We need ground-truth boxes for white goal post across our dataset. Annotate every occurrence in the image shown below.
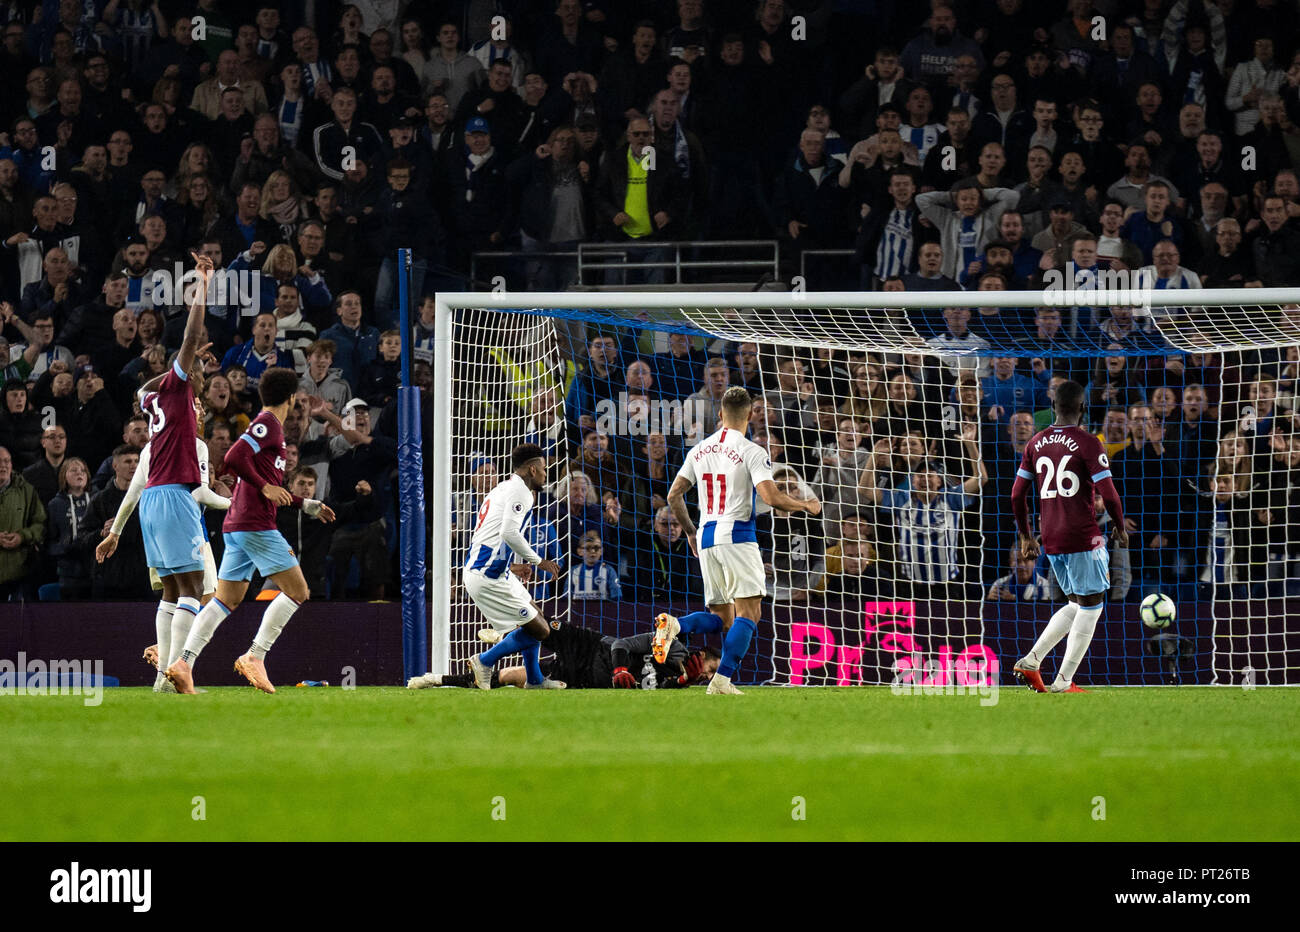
[431,289,1300,685]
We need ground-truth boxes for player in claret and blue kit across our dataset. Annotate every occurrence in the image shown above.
[165,368,336,693]
[1010,380,1129,693]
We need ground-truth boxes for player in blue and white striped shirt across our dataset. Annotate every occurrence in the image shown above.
[462,444,566,689]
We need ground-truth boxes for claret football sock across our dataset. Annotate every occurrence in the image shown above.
[480,627,540,666]
[678,611,723,636]
[1024,602,1079,669]
[1056,603,1104,686]
[716,617,756,679]
[180,598,233,666]
[249,593,301,659]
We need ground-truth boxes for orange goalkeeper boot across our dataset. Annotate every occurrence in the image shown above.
[652,613,680,664]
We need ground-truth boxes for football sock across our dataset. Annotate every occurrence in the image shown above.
[480,627,540,666]
[716,617,756,679]
[154,600,176,671]
[1024,602,1079,669]
[441,673,473,687]
[677,611,723,636]
[180,598,233,666]
[521,643,544,685]
[1056,603,1104,685]
[169,596,202,667]
[249,593,301,659]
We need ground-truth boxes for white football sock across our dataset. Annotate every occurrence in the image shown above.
[180,598,232,665]
[168,597,201,667]
[249,593,301,659]
[1055,603,1105,686]
[154,601,176,671]
[1022,602,1078,669]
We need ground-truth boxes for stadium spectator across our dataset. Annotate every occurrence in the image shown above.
[0,380,42,469]
[858,426,987,593]
[420,21,483,113]
[318,291,379,387]
[568,530,622,601]
[1087,350,1144,424]
[683,356,730,444]
[567,430,625,505]
[21,425,67,505]
[566,331,623,435]
[443,116,513,274]
[981,357,1045,425]
[220,312,295,386]
[357,330,401,409]
[43,456,92,599]
[298,339,353,414]
[80,444,151,599]
[270,283,317,375]
[900,5,984,85]
[928,307,991,378]
[0,444,45,600]
[1226,36,1285,137]
[326,399,396,598]
[202,374,251,439]
[630,504,701,604]
[1121,181,1184,264]
[1249,196,1300,288]
[987,545,1051,601]
[773,128,850,268]
[916,181,1020,280]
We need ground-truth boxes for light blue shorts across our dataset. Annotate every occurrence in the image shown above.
[220,530,299,581]
[1047,544,1111,597]
[139,485,205,576]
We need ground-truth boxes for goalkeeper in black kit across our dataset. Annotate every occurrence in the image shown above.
[408,623,720,689]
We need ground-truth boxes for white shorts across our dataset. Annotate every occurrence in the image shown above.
[149,542,218,596]
[700,541,766,607]
[464,569,539,632]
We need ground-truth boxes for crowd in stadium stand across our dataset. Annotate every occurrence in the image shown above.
[1,0,1299,606]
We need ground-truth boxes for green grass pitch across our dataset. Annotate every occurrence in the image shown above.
[2,686,1296,841]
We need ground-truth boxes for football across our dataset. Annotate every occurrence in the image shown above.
[1141,593,1177,629]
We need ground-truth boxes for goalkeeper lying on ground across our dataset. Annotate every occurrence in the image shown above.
[407,623,720,689]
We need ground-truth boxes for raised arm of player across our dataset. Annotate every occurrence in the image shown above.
[177,251,214,378]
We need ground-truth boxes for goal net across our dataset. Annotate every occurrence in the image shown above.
[431,290,1300,687]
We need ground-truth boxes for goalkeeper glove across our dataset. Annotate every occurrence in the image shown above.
[677,653,705,686]
[611,667,637,689]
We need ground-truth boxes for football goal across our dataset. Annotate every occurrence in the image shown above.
[426,288,1300,687]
